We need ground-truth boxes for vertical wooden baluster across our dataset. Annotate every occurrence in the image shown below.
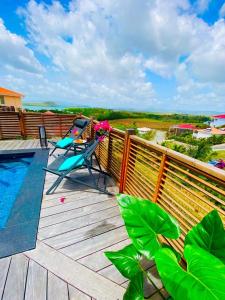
[19,111,26,139]
[119,129,136,193]
[152,153,168,202]
[59,114,63,137]
[106,131,112,173]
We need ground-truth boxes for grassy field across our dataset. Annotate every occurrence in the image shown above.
[211,150,225,160]
[110,118,175,130]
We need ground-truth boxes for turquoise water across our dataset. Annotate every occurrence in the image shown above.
[23,105,66,111]
[0,156,33,228]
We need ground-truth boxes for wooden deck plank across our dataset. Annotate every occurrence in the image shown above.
[42,190,102,208]
[68,285,91,300]
[41,194,112,218]
[43,215,124,249]
[78,239,130,272]
[25,260,47,300]
[39,200,117,228]
[48,272,68,300]
[2,254,28,300]
[98,265,127,285]
[38,206,120,240]
[25,241,124,300]
[0,257,11,297]
[60,226,128,260]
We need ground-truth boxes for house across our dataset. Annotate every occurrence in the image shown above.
[169,124,196,135]
[0,87,23,111]
[193,127,225,139]
[193,128,212,139]
[211,114,225,127]
[138,127,152,135]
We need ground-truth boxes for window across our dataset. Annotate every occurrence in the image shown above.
[0,96,5,105]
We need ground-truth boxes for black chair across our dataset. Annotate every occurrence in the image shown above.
[48,118,90,156]
[44,139,111,195]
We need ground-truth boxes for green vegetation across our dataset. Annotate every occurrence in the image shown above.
[211,150,225,160]
[64,107,210,123]
[169,132,225,146]
[110,118,174,130]
[105,194,225,300]
[138,129,156,141]
[163,139,213,162]
[25,106,210,123]
[23,101,59,107]
[163,132,225,162]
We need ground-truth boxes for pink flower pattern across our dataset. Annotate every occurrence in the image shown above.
[72,128,79,136]
[94,120,112,142]
[60,197,66,203]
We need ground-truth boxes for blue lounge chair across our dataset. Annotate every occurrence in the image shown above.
[44,139,111,195]
[48,118,90,156]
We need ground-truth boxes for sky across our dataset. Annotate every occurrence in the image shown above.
[0,0,225,112]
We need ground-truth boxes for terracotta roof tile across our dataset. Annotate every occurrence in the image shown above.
[0,87,23,97]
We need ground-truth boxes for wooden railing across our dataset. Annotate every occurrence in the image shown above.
[1,112,225,252]
[0,111,78,139]
[98,129,225,252]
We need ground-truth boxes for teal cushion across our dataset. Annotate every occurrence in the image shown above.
[56,137,73,148]
[58,154,85,171]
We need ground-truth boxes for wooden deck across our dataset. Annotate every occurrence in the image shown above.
[0,139,167,300]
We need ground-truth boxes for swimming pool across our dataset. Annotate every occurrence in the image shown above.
[0,149,49,258]
[0,155,33,228]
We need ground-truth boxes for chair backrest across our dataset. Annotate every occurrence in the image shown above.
[73,118,89,129]
[63,118,90,139]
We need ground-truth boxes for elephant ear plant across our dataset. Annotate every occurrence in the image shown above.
[105,194,225,300]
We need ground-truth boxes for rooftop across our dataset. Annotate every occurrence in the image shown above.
[0,86,23,97]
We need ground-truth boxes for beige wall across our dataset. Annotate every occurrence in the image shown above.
[2,96,22,111]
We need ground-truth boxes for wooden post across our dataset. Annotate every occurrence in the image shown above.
[106,131,112,173]
[0,120,3,139]
[152,153,167,202]
[90,117,95,139]
[119,129,136,193]
[59,115,63,137]
[18,111,26,139]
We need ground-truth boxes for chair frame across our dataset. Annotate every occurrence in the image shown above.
[49,118,91,156]
[44,140,112,195]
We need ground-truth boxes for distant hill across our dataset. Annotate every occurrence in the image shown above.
[23,101,59,107]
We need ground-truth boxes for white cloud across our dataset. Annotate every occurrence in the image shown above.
[173,62,225,111]
[0,18,43,74]
[219,3,225,18]
[188,20,225,82]
[195,0,211,13]
[1,0,224,111]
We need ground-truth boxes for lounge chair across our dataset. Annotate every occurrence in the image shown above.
[44,139,111,195]
[48,118,90,156]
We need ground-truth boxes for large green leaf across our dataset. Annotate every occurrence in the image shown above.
[123,272,144,300]
[105,244,142,279]
[117,194,180,259]
[185,209,225,264]
[155,245,225,300]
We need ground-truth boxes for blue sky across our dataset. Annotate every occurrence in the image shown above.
[0,0,225,112]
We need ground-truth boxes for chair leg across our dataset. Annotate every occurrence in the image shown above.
[46,175,64,194]
[63,146,72,157]
[94,153,102,171]
[87,165,108,192]
[49,147,57,156]
[87,165,98,188]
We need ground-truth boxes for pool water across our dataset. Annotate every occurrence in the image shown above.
[0,156,33,229]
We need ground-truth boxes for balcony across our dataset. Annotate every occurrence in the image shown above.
[0,112,225,299]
